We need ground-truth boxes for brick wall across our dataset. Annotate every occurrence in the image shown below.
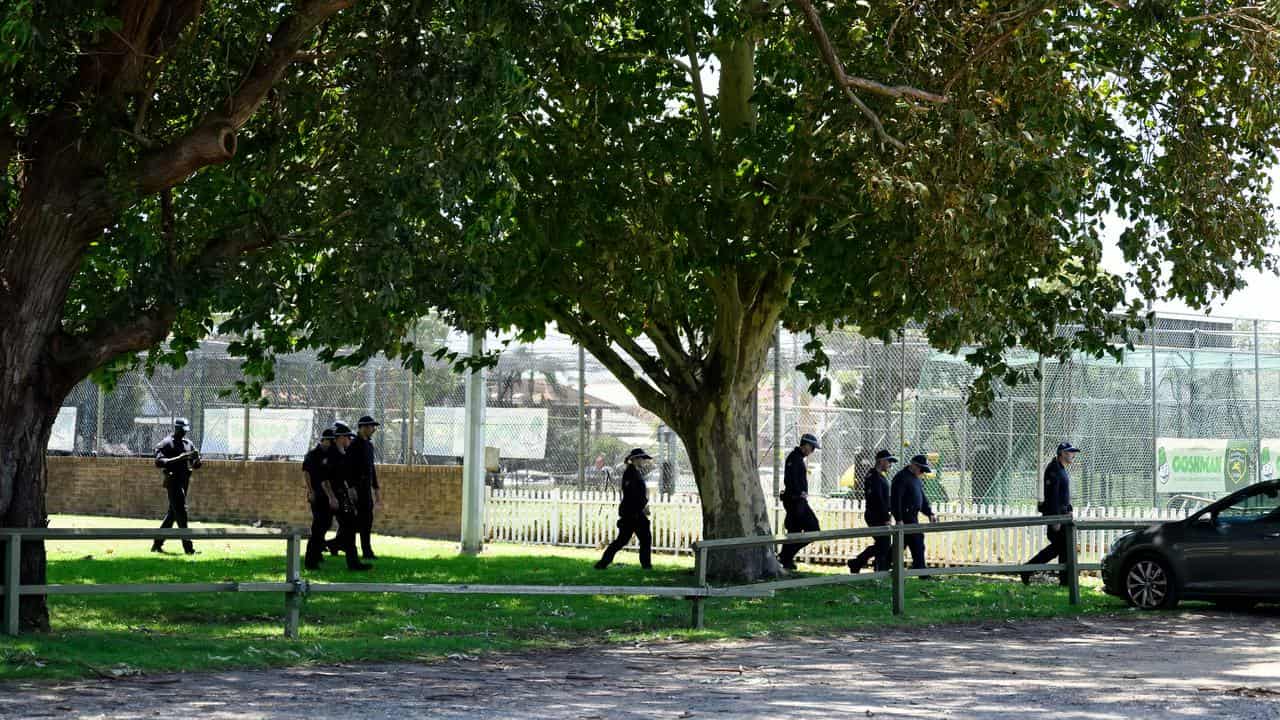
[46,457,463,539]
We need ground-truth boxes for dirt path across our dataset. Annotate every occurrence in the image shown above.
[4,610,1280,719]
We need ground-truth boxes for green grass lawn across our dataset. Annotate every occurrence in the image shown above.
[0,515,1132,680]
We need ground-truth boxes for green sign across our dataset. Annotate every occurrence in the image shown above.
[1157,438,1276,494]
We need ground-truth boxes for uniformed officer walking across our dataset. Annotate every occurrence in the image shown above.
[302,428,339,570]
[890,454,938,575]
[778,433,822,571]
[152,418,202,555]
[1022,441,1080,585]
[326,421,371,571]
[848,449,897,574]
[595,448,654,570]
[350,415,382,560]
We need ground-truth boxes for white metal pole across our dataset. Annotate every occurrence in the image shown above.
[1151,315,1159,507]
[1255,319,1263,483]
[1037,354,1046,504]
[461,331,487,554]
[578,344,586,490]
[773,324,782,531]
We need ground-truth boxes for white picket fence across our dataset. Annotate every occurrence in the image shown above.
[484,488,1186,567]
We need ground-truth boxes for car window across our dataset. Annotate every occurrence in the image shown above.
[1216,488,1280,524]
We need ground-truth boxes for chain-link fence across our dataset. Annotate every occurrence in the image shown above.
[52,312,1280,509]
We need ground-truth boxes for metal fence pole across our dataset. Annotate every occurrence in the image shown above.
[5,535,20,636]
[461,331,486,555]
[407,368,417,467]
[284,532,301,638]
[899,332,906,451]
[773,325,782,531]
[1037,355,1046,505]
[1255,319,1263,483]
[577,345,586,491]
[242,405,250,462]
[891,526,905,615]
[1151,315,1159,507]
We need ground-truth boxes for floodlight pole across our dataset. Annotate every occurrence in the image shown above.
[461,331,487,555]
[1255,319,1263,483]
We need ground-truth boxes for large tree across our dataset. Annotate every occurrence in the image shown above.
[0,0,524,629]
[415,0,1280,579]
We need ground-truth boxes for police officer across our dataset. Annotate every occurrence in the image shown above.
[778,433,822,571]
[1022,441,1079,586]
[327,421,371,571]
[595,448,654,570]
[350,415,382,560]
[890,454,938,575]
[152,418,202,555]
[302,428,338,570]
[848,449,897,574]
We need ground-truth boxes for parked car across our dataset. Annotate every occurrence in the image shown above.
[1101,479,1280,610]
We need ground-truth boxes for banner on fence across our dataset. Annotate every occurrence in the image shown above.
[423,407,548,459]
[1155,438,1277,494]
[202,408,315,457]
[1156,439,1227,494]
[50,407,77,452]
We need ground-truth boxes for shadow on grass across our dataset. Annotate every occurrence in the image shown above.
[0,549,1136,681]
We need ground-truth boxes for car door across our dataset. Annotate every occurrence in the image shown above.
[1211,484,1280,596]
[1177,511,1236,594]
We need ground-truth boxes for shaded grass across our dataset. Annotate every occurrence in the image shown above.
[0,515,1132,680]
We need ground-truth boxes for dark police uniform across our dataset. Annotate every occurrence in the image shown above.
[302,442,333,568]
[349,434,380,558]
[326,441,366,569]
[779,446,821,569]
[1024,455,1074,584]
[890,467,933,569]
[152,431,202,554]
[596,463,653,569]
[849,467,892,572]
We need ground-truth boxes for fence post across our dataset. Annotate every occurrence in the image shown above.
[5,534,20,636]
[1065,519,1079,605]
[691,544,708,629]
[891,526,904,615]
[284,532,302,639]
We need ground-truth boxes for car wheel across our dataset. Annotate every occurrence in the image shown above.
[1123,555,1178,610]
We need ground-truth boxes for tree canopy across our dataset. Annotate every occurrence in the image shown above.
[389,0,1280,577]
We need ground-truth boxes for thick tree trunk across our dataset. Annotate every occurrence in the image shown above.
[2,177,103,631]
[0,398,57,632]
[678,394,780,583]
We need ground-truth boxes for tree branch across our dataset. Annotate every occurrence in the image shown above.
[944,1,1053,95]
[79,0,206,96]
[843,75,948,104]
[576,294,674,390]
[644,312,700,391]
[793,0,902,150]
[1182,6,1267,24]
[129,0,356,195]
[52,306,180,383]
[53,214,287,380]
[547,306,673,421]
[682,17,718,164]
